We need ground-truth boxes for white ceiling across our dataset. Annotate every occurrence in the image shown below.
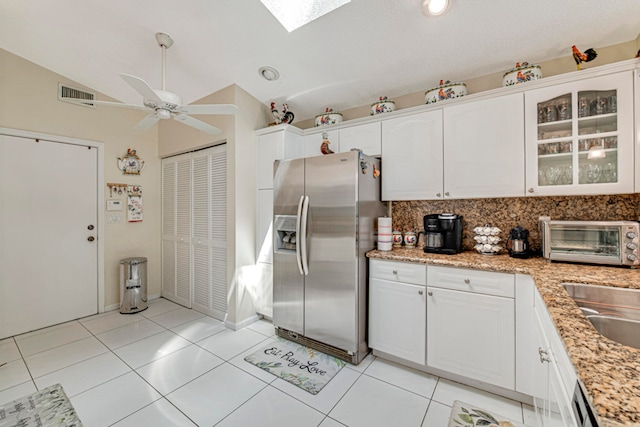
[2,0,640,122]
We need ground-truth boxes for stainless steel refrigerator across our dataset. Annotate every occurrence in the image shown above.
[272,150,386,364]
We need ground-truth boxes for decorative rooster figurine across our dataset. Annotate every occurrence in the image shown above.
[572,45,597,70]
[320,132,334,155]
[270,102,294,125]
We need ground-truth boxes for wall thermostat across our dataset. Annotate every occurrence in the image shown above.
[107,200,123,211]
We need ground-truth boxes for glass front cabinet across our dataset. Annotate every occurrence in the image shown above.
[525,71,634,196]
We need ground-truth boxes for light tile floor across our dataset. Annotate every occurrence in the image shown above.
[0,298,535,426]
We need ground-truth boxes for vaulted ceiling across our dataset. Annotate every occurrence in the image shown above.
[2,0,640,121]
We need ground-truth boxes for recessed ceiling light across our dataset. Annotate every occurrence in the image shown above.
[260,0,350,32]
[258,66,280,81]
[422,0,450,16]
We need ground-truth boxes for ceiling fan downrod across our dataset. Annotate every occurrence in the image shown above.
[155,33,173,92]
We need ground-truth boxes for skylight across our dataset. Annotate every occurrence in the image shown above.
[260,0,351,32]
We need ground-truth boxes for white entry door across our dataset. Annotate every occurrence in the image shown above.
[0,134,98,338]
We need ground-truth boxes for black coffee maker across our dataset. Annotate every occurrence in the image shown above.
[422,213,463,254]
[507,225,530,258]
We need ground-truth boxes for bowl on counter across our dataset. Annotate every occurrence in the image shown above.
[502,62,542,87]
[425,80,467,104]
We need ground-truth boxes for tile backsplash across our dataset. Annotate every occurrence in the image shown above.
[392,194,640,252]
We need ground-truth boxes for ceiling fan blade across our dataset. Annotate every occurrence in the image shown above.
[174,114,222,135]
[177,104,239,115]
[120,73,162,102]
[65,98,148,111]
[134,114,160,130]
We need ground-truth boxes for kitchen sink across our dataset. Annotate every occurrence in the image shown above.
[561,283,640,349]
[585,315,640,349]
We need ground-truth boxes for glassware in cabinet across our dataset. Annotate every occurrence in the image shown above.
[527,70,633,196]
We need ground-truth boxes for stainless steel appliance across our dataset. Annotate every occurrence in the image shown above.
[272,151,386,364]
[506,226,530,258]
[422,213,463,254]
[572,382,599,427]
[541,220,639,266]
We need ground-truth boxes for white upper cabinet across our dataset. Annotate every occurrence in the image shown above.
[256,126,303,189]
[525,71,634,196]
[443,93,525,199]
[302,129,339,158]
[381,110,444,201]
[339,122,381,156]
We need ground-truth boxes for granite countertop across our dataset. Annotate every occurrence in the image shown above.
[367,248,640,427]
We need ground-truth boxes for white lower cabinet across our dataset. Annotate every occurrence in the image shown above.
[533,291,578,427]
[369,260,427,365]
[426,267,515,390]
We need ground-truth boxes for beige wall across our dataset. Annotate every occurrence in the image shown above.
[295,39,640,129]
[0,48,161,309]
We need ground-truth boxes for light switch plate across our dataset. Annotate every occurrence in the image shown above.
[107,213,123,224]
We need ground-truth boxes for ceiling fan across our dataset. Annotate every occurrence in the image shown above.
[67,33,238,135]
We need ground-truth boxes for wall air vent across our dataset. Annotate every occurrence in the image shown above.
[58,83,95,108]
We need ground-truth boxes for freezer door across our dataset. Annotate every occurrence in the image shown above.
[304,152,359,351]
[273,158,305,334]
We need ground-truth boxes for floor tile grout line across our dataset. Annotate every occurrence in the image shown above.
[16,322,94,359]
[210,382,271,426]
[359,370,439,401]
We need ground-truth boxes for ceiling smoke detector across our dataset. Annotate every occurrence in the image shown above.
[422,0,450,17]
[259,66,280,81]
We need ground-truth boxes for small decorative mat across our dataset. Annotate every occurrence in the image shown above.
[0,383,82,427]
[448,400,530,427]
[244,338,346,395]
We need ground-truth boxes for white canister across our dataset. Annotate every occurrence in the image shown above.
[378,217,392,251]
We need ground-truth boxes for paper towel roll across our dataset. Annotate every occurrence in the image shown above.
[378,217,392,235]
[378,217,392,251]
[378,241,393,251]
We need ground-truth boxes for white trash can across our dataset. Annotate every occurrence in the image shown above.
[119,257,148,314]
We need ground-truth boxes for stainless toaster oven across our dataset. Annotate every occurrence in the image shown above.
[541,220,639,267]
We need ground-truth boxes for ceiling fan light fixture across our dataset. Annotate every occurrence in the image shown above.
[422,0,450,17]
[259,66,280,81]
[156,108,171,120]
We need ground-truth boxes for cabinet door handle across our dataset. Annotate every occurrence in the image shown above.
[444,192,450,197]
[464,278,470,284]
[436,193,442,197]
[528,188,534,193]
[427,291,433,296]
[538,347,551,363]
[392,270,398,275]
[418,290,423,295]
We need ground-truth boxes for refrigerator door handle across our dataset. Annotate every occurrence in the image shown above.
[295,195,305,275]
[300,195,310,276]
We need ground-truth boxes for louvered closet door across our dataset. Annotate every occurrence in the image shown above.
[191,145,227,319]
[161,153,192,307]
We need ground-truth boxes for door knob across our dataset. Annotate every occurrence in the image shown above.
[87,224,94,230]
[444,192,450,196]
[436,193,442,197]
[464,278,470,284]
[528,188,534,193]
[87,236,95,242]
[418,290,423,295]
[427,291,433,296]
